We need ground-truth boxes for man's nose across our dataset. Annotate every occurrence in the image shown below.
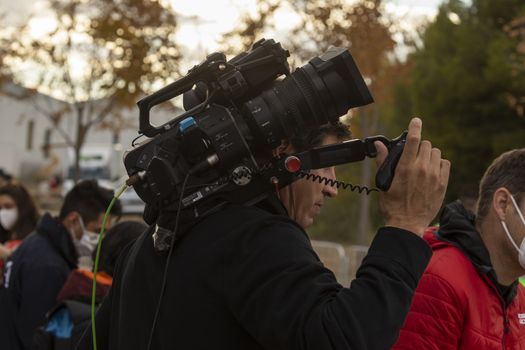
[323,184,338,198]
[323,167,338,198]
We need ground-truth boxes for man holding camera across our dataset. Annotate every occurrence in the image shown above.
[77,116,450,350]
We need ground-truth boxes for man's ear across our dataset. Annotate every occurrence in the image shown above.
[62,211,82,239]
[493,188,511,221]
[272,140,292,158]
[63,211,78,226]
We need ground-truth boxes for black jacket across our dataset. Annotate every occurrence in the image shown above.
[1,213,78,350]
[77,199,431,350]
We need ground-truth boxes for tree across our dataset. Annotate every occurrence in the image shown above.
[505,15,525,118]
[0,15,12,89]
[2,0,181,180]
[222,0,409,244]
[394,0,525,203]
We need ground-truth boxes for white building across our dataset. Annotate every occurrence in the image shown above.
[0,83,178,183]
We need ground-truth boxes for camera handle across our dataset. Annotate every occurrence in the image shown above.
[137,39,290,138]
[137,74,207,137]
[374,131,407,191]
[282,131,408,192]
[137,52,230,137]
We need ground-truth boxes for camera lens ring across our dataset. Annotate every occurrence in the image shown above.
[290,68,326,125]
[240,47,374,155]
[302,64,337,119]
[272,81,306,134]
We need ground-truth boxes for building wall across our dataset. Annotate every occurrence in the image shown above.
[0,85,177,182]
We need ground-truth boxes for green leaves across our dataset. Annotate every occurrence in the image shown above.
[398,0,525,203]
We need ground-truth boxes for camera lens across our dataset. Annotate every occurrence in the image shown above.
[241,47,373,149]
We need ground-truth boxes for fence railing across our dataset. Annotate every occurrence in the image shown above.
[311,240,369,286]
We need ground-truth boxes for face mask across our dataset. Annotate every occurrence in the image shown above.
[0,208,18,231]
[501,195,525,269]
[78,217,100,253]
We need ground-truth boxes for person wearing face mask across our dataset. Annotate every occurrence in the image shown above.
[393,148,525,350]
[0,182,39,283]
[31,220,147,350]
[1,179,121,350]
[75,215,112,270]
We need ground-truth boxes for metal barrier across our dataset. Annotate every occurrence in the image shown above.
[311,241,369,286]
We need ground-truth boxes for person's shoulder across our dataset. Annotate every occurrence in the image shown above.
[409,244,475,313]
[235,204,304,236]
[204,204,301,233]
[197,204,308,249]
[18,230,52,251]
[427,242,472,273]
[12,231,64,269]
[9,232,40,258]
[422,241,483,298]
[214,203,276,219]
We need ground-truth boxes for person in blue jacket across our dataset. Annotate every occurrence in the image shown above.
[1,180,121,350]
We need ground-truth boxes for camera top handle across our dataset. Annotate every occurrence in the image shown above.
[137,39,290,138]
[137,53,226,138]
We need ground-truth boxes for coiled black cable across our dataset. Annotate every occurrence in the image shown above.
[296,171,378,195]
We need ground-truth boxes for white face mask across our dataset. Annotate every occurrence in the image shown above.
[0,208,18,231]
[501,195,525,269]
[78,217,100,253]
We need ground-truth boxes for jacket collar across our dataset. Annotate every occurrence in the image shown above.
[436,201,518,305]
[254,192,289,216]
[37,213,78,269]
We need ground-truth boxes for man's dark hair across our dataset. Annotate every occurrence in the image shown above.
[92,220,146,276]
[289,121,351,152]
[458,183,479,214]
[476,148,525,221]
[0,182,39,242]
[59,180,122,223]
[0,169,13,183]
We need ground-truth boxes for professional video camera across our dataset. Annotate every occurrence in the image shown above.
[123,38,406,229]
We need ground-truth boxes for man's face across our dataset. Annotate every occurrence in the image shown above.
[0,195,16,211]
[492,190,525,276]
[85,213,117,234]
[66,212,117,240]
[279,134,340,229]
[505,194,525,249]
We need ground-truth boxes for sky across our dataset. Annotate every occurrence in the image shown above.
[173,0,443,51]
[0,0,446,98]
[2,0,444,22]
[2,0,445,50]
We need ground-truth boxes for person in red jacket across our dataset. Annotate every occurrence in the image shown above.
[393,148,525,350]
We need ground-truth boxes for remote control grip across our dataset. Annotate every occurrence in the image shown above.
[375,139,406,191]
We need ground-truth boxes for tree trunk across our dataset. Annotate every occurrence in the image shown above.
[357,110,371,245]
[356,107,380,244]
[112,130,120,145]
[73,103,86,182]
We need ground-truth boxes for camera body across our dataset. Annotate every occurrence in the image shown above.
[124,39,373,223]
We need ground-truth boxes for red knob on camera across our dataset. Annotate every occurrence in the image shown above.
[284,156,301,173]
